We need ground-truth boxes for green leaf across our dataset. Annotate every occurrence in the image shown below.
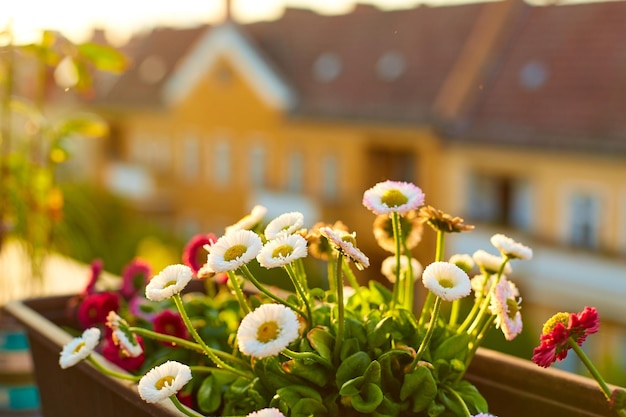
[53,113,109,139]
[433,332,470,362]
[339,376,364,396]
[400,366,437,413]
[367,314,394,348]
[196,374,221,413]
[292,397,328,417]
[351,382,384,414]
[77,42,129,73]
[307,327,334,362]
[453,380,488,414]
[363,360,381,384]
[340,337,362,361]
[336,351,371,388]
[282,359,329,387]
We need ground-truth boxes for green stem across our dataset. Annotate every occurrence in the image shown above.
[446,386,472,417]
[467,257,509,335]
[284,263,312,330]
[86,356,140,381]
[333,253,345,362]
[568,338,618,405]
[463,315,495,376]
[342,261,369,313]
[391,212,404,309]
[128,327,251,370]
[402,241,415,312]
[239,265,306,318]
[172,294,252,379]
[411,296,442,370]
[419,231,446,327]
[169,394,205,417]
[282,348,333,369]
[226,271,251,315]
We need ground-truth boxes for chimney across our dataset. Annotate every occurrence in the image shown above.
[225,0,232,22]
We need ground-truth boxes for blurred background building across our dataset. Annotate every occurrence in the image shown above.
[2,0,625,386]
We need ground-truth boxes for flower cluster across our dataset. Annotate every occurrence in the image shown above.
[531,306,626,416]
[60,180,541,417]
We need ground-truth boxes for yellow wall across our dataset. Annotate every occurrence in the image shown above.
[442,143,626,253]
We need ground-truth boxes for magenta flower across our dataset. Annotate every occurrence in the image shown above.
[120,258,152,300]
[152,310,188,345]
[83,259,103,295]
[77,292,120,329]
[183,233,217,275]
[102,334,145,372]
[532,306,599,368]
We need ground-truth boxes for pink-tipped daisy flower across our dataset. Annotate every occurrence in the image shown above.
[362,180,425,216]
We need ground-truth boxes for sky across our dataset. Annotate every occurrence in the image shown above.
[2,0,613,46]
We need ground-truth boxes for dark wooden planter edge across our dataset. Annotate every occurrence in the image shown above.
[3,294,622,417]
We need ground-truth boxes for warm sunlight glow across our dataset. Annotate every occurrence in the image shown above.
[2,0,605,46]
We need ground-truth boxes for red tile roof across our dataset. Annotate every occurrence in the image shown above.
[99,3,486,123]
[454,1,626,152]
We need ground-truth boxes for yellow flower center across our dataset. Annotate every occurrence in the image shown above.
[542,312,570,335]
[155,375,175,390]
[341,234,356,246]
[256,320,280,343]
[224,244,247,262]
[163,280,177,288]
[73,341,85,353]
[381,189,408,208]
[438,278,454,288]
[272,244,293,258]
[506,298,520,319]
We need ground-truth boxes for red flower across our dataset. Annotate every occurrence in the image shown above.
[152,310,188,345]
[120,258,152,300]
[83,259,103,295]
[532,306,599,368]
[102,334,145,372]
[182,233,217,275]
[77,292,120,329]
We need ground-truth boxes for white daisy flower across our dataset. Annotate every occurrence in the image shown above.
[247,408,287,417]
[106,311,142,357]
[138,361,192,404]
[206,229,263,273]
[319,227,370,270]
[145,264,193,301]
[449,253,475,274]
[257,234,308,268]
[489,277,523,341]
[362,180,425,216]
[470,274,492,298]
[421,261,471,302]
[380,255,423,284]
[225,205,267,234]
[237,304,300,359]
[59,328,101,369]
[490,233,533,260]
[264,212,305,240]
[472,249,512,275]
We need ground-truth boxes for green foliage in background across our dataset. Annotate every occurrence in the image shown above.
[53,183,185,275]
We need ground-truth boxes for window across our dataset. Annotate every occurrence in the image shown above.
[181,133,199,180]
[322,154,338,201]
[466,173,533,230]
[249,143,266,188]
[287,151,304,193]
[212,139,231,187]
[568,193,600,249]
[366,147,415,185]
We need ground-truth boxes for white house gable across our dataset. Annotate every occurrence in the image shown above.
[163,22,297,110]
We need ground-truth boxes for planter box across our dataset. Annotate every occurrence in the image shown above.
[2,295,620,417]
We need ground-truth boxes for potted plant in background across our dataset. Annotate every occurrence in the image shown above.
[0,22,127,415]
[4,180,625,417]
